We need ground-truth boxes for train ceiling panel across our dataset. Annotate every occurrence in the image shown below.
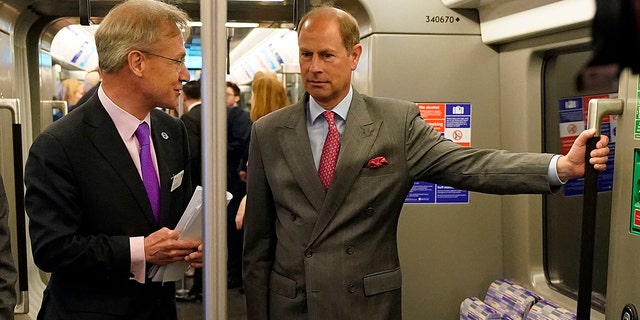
[22,0,295,25]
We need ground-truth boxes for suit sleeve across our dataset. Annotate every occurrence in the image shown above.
[181,113,201,166]
[243,123,276,320]
[403,103,555,194]
[0,176,16,320]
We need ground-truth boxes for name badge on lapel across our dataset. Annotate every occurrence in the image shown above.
[171,170,184,192]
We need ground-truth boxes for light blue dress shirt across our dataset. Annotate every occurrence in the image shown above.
[307,86,352,170]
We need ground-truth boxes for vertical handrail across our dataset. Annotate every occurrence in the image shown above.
[201,0,229,319]
[0,99,28,314]
[577,98,624,320]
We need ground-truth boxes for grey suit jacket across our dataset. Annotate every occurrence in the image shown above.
[243,91,555,320]
[25,93,192,320]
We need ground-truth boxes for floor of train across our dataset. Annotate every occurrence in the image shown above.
[176,273,247,320]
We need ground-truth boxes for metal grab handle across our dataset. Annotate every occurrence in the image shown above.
[577,98,624,320]
[0,99,28,314]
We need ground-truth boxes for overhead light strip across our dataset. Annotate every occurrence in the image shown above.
[188,22,260,28]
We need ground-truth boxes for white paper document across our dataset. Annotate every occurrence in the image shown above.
[149,186,232,282]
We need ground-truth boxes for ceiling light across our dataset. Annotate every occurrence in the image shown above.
[225,22,260,28]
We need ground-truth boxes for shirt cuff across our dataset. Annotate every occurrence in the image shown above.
[547,154,566,186]
[130,236,146,284]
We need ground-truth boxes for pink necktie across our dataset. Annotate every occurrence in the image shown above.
[135,122,160,221]
[318,111,340,191]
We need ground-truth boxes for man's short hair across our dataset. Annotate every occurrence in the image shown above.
[183,80,201,100]
[226,81,240,97]
[95,0,190,73]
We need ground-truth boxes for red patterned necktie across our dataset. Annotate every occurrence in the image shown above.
[135,122,160,221]
[318,111,340,191]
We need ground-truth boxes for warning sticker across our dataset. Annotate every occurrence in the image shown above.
[405,103,471,204]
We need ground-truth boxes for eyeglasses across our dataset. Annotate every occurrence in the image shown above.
[140,50,186,68]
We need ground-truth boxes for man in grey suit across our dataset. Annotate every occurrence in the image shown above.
[242,6,611,320]
[24,1,202,319]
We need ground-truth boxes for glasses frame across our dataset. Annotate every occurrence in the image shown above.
[139,50,186,67]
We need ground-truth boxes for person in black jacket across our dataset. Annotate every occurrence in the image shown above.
[0,175,16,319]
[225,81,251,290]
[178,80,203,301]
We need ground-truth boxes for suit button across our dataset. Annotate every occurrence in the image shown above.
[348,284,356,293]
[305,250,313,258]
[290,213,297,221]
[346,246,354,255]
[366,207,374,215]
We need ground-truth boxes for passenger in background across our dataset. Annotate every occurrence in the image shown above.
[242,6,611,320]
[235,75,290,230]
[0,175,16,320]
[225,80,252,290]
[235,69,281,184]
[53,78,84,120]
[74,69,102,109]
[24,1,201,320]
[57,78,84,109]
[249,76,290,122]
[252,69,277,82]
[178,79,202,301]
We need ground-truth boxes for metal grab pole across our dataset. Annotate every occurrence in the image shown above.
[576,99,623,320]
[0,100,28,314]
[202,0,228,319]
[577,135,599,320]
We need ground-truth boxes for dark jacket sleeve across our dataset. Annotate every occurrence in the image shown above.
[0,176,17,320]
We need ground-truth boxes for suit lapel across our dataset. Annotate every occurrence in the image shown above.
[149,111,173,226]
[307,91,382,246]
[84,100,159,227]
[278,99,326,213]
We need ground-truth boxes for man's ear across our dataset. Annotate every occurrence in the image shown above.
[128,50,145,77]
[350,44,363,71]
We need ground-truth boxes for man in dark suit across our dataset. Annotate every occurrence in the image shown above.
[242,6,611,320]
[178,79,203,300]
[24,1,202,319]
[225,81,251,290]
[180,80,203,189]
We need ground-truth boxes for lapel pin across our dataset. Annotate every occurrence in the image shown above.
[161,132,169,140]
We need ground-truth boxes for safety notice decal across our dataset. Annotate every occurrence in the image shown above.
[405,103,471,204]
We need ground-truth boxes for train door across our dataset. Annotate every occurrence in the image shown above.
[542,48,617,316]
[605,70,640,319]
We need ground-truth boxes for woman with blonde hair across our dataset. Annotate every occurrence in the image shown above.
[235,75,290,230]
[249,76,290,122]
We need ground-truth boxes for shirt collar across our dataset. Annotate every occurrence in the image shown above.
[98,85,152,141]
[309,85,353,124]
[187,102,201,112]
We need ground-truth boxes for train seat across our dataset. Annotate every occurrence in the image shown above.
[460,278,542,320]
[484,278,542,320]
[524,300,576,320]
[460,296,503,319]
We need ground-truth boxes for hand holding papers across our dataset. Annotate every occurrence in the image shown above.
[149,186,232,282]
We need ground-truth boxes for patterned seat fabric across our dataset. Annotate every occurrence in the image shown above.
[460,297,503,320]
[484,278,542,320]
[525,300,577,320]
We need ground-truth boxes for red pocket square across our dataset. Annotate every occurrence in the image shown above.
[365,156,389,168]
